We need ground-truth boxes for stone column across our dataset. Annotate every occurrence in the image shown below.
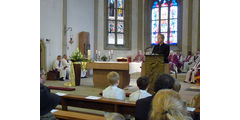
[182,0,189,55]
[191,0,200,54]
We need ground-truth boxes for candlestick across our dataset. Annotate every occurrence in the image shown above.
[88,50,91,60]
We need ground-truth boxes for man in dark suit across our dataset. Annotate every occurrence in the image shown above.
[135,74,175,120]
[152,34,170,63]
[40,69,61,120]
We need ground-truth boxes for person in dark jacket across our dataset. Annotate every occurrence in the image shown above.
[152,34,170,63]
[135,74,175,120]
[40,69,61,120]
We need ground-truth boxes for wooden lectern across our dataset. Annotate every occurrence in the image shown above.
[141,55,167,94]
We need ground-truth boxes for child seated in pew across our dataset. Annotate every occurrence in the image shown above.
[103,71,126,100]
[129,76,151,101]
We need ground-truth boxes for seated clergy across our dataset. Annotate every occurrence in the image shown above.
[182,51,194,72]
[103,71,126,100]
[53,55,66,80]
[184,61,200,83]
[40,69,61,120]
[176,51,184,72]
[62,55,71,80]
[168,50,178,73]
[133,50,145,62]
[129,76,151,101]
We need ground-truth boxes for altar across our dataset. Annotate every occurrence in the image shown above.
[86,62,130,89]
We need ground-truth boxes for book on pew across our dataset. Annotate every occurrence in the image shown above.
[85,96,101,100]
[55,92,67,96]
[187,107,196,112]
[51,109,58,113]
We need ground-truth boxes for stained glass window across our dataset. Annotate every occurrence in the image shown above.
[107,0,125,45]
[151,0,179,45]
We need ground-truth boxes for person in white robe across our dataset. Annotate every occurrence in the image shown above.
[129,76,151,101]
[53,55,66,80]
[184,61,200,83]
[103,71,125,100]
[62,55,71,80]
[182,51,194,72]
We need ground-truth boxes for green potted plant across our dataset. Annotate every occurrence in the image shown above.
[101,55,108,61]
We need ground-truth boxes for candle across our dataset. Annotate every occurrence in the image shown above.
[88,50,91,60]
[96,50,98,55]
[109,51,111,56]
[98,51,101,56]
[111,50,113,54]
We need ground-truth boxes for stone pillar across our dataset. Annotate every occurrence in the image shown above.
[181,0,190,55]
[191,0,200,54]
[138,0,144,51]
[62,0,67,56]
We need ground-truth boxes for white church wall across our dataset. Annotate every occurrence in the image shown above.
[40,0,63,72]
[66,0,95,59]
[96,0,139,60]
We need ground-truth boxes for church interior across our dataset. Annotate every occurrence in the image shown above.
[40,0,200,119]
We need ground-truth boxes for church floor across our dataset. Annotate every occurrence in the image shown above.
[45,73,199,116]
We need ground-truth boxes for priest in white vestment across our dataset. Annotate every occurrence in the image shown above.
[182,51,194,72]
[62,55,71,80]
[53,55,66,80]
[184,61,200,83]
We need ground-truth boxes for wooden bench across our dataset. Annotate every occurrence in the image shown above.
[59,94,136,116]
[53,109,105,120]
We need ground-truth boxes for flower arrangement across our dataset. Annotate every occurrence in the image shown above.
[70,48,86,62]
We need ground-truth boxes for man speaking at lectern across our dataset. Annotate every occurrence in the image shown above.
[152,34,170,63]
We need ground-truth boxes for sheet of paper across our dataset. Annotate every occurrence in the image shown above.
[187,107,196,112]
[85,96,101,100]
[55,92,67,96]
[51,109,58,113]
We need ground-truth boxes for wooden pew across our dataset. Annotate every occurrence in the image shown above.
[53,109,105,120]
[59,94,136,116]
[99,92,131,97]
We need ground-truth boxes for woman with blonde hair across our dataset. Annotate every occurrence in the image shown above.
[150,89,192,120]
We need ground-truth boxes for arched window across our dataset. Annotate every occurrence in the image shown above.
[151,0,179,45]
[105,0,130,50]
[107,0,125,45]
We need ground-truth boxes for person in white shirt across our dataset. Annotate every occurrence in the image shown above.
[103,71,125,100]
[62,55,71,80]
[129,76,152,101]
[53,55,66,80]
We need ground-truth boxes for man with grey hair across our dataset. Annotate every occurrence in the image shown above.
[152,34,170,63]
[53,55,66,80]
[40,68,61,120]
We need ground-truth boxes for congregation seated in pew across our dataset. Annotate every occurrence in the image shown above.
[40,68,61,120]
[103,71,126,100]
[150,89,193,120]
[129,76,151,101]
[135,74,176,120]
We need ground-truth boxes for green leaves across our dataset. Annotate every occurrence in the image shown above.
[70,48,84,62]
